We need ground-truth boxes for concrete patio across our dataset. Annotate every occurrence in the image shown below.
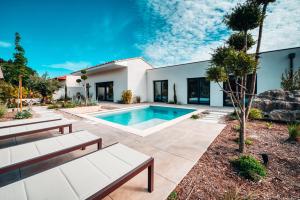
[0,105,227,200]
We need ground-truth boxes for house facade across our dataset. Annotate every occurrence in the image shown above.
[69,47,300,107]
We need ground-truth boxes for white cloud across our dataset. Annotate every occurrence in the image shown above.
[44,61,91,71]
[140,0,300,67]
[0,41,12,48]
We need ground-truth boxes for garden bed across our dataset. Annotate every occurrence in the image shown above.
[171,120,300,199]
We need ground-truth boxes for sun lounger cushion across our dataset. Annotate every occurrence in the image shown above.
[0,143,151,200]
[0,131,100,171]
[0,117,61,129]
[0,119,71,139]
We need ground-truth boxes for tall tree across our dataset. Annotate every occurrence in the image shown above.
[207,1,262,153]
[246,0,276,118]
[76,70,88,106]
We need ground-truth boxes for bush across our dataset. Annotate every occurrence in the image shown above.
[135,96,141,103]
[233,124,241,132]
[121,90,132,104]
[15,110,32,119]
[287,123,300,141]
[47,104,60,109]
[0,104,7,118]
[167,191,178,200]
[231,155,267,181]
[62,102,76,108]
[248,108,263,120]
[191,114,200,119]
[228,111,238,120]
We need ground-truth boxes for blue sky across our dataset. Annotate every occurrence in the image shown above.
[1,0,299,77]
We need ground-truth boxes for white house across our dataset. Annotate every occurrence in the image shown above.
[53,75,83,100]
[68,47,300,107]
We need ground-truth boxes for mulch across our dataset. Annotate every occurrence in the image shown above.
[173,119,300,200]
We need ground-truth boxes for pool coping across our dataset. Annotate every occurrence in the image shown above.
[77,105,200,137]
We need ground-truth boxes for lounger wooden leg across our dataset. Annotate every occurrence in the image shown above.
[148,159,154,193]
[69,125,72,133]
[60,127,64,134]
[97,140,102,150]
[81,146,86,150]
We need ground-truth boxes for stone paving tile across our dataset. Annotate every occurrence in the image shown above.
[0,105,227,200]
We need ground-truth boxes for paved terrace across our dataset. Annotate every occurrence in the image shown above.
[0,104,229,200]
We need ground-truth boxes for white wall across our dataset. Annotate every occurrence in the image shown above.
[122,59,152,102]
[257,47,300,93]
[86,68,128,102]
[147,61,224,106]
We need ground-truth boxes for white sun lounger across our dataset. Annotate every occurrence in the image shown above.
[0,143,154,200]
[0,119,73,140]
[0,117,62,129]
[0,130,102,175]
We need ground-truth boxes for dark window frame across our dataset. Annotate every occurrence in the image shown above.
[95,81,114,102]
[153,80,168,103]
[187,77,210,105]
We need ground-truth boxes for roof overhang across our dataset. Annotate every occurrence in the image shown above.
[72,62,127,76]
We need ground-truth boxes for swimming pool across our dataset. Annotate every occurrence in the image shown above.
[88,105,197,136]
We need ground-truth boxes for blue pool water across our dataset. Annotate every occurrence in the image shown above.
[95,106,195,129]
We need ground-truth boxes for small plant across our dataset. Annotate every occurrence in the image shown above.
[287,123,300,141]
[47,104,60,109]
[173,83,177,104]
[265,122,273,129]
[135,96,141,103]
[167,191,178,200]
[62,102,76,108]
[121,90,132,104]
[233,124,241,132]
[15,110,32,119]
[0,104,7,118]
[248,108,263,120]
[231,155,267,181]
[221,187,253,200]
[228,111,238,120]
[191,114,200,119]
[245,138,253,145]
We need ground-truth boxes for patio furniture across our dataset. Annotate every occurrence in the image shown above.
[0,119,73,141]
[0,143,154,200]
[0,117,61,129]
[0,130,102,175]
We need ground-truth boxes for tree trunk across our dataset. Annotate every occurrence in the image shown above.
[84,81,87,106]
[239,76,246,153]
[246,4,268,119]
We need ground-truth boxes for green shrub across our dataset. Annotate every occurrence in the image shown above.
[265,122,273,129]
[47,104,60,109]
[231,155,267,181]
[228,111,238,120]
[62,102,76,108]
[245,138,253,145]
[233,124,241,132]
[167,191,178,200]
[0,104,7,118]
[248,108,263,120]
[121,90,132,104]
[15,110,32,119]
[135,96,141,103]
[287,123,300,141]
[191,114,200,119]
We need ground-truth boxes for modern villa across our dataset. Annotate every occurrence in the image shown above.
[60,47,300,107]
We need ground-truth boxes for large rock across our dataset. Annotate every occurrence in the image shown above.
[253,90,300,122]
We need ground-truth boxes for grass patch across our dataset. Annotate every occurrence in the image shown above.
[15,110,32,119]
[287,123,300,141]
[248,108,263,120]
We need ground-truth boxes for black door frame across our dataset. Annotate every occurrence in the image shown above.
[95,81,114,102]
[187,77,210,105]
[153,80,168,102]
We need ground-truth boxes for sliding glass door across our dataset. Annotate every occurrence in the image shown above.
[187,77,210,105]
[223,74,257,106]
[96,82,113,101]
[154,80,168,102]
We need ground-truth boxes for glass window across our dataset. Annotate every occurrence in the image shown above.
[154,80,168,102]
[188,78,210,105]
